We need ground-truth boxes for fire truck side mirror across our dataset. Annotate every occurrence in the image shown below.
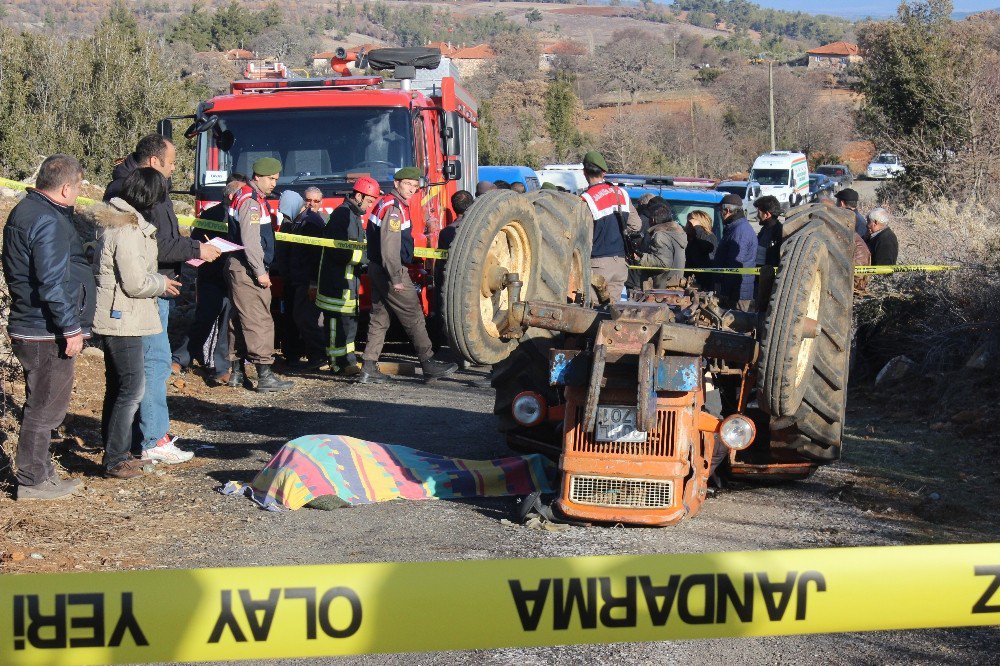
[443,159,463,181]
[442,112,461,156]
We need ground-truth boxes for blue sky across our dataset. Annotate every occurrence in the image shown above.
[672,1,999,19]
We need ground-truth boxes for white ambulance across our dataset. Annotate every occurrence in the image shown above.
[749,151,810,211]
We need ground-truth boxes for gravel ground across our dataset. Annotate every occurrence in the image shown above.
[106,347,995,666]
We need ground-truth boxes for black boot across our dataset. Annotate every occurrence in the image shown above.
[226,361,245,388]
[421,356,458,382]
[254,364,293,392]
[358,360,388,384]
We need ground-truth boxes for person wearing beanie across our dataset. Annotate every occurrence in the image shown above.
[835,188,868,240]
[713,192,757,311]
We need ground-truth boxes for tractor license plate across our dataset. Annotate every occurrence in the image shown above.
[595,405,647,443]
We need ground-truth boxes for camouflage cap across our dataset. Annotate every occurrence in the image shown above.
[252,157,282,177]
[394,166,421,181]
[540,182,557,190]
[582,150,609,172]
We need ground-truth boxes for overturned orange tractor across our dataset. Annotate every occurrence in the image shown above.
[443,191,854,526]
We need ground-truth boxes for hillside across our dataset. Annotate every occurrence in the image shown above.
[0,0,813,50]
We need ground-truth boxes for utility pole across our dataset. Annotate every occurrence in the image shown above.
[691,100,698,178]
[768,60,776,152]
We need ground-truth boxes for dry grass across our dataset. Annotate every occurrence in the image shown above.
[857,198,1000,373]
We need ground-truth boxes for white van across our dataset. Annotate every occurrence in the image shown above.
[537,163,588,194]
[749,151,810,210]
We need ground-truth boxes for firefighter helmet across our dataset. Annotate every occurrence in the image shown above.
[353,176,381,197]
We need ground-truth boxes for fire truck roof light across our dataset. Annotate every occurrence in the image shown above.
[231,76,384,94]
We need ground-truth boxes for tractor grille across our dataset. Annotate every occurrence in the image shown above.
[569,475,674,508]
[569,407,677,458]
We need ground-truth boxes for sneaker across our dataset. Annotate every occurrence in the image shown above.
[141,436,195,465]
[106,458,145,479]
[17,476,81,501]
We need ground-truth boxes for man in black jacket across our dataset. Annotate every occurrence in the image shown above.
[171,175,246,384]
[2,154,96,500]
[276,187,327,368]
[866,207,899,266]
[104,134,219,463]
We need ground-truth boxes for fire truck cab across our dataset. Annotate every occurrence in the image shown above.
[163,47,479,315]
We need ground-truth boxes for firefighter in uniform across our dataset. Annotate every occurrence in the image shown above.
[224,157,293,392]
[580,151,642,302]
[316,176,380,376]
[359,167,457,384]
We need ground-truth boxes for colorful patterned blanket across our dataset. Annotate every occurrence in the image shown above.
[222,435,557,511]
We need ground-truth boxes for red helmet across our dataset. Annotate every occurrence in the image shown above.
[353,176,381,198]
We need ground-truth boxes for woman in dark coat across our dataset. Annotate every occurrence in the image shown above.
[684,209,718,290]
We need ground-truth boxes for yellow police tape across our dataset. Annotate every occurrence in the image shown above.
[0,178,962,271]
[1,543,998,664]
[0,178,447,260]
[628,264,961,275]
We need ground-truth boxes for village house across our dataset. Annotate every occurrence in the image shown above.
[806,41,863,70]
[448,43,495,79]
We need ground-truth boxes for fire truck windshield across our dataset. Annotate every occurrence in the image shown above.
[198,107,414,188]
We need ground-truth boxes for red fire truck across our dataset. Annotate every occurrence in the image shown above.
[159,47,479,315]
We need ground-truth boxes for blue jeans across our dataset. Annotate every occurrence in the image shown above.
[134,298,172,451]
[102,336,145,469]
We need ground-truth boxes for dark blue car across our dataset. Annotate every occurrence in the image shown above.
[808,173,836,201]
[606,175,726,238]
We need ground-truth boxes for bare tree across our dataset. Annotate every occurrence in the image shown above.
[599,107,666,173]
[599,29,677,104]
[713,65,852,164]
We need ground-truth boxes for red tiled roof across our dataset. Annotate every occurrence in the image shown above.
[543,40,587,56]
[347,43,388,53]
[427,41,459,56]
[451,44,495,60]
[225,49,255,60]
[807,41,860,56]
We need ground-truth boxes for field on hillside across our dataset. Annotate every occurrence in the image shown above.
[3,0,730,45]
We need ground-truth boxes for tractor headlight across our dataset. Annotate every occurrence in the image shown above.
[720,414,756,450]
[512,392,546,427]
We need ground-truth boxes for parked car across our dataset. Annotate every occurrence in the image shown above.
[815,164,853,189]
[715,180,761,219]
[749,151,810,211]
[537,163,588,194]
[478,165,541,191]
[808,173,836,201]
[865,153,905,179]
[607,177,727,239]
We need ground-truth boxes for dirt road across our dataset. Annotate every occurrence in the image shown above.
[4,340,996,664]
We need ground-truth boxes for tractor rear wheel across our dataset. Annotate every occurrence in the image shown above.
[442,188,591,449]
[758,204,854,462]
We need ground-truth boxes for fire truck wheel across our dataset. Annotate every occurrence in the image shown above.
[758,204,853,462]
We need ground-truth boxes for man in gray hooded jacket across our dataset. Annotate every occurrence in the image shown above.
[636,202,688,289]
